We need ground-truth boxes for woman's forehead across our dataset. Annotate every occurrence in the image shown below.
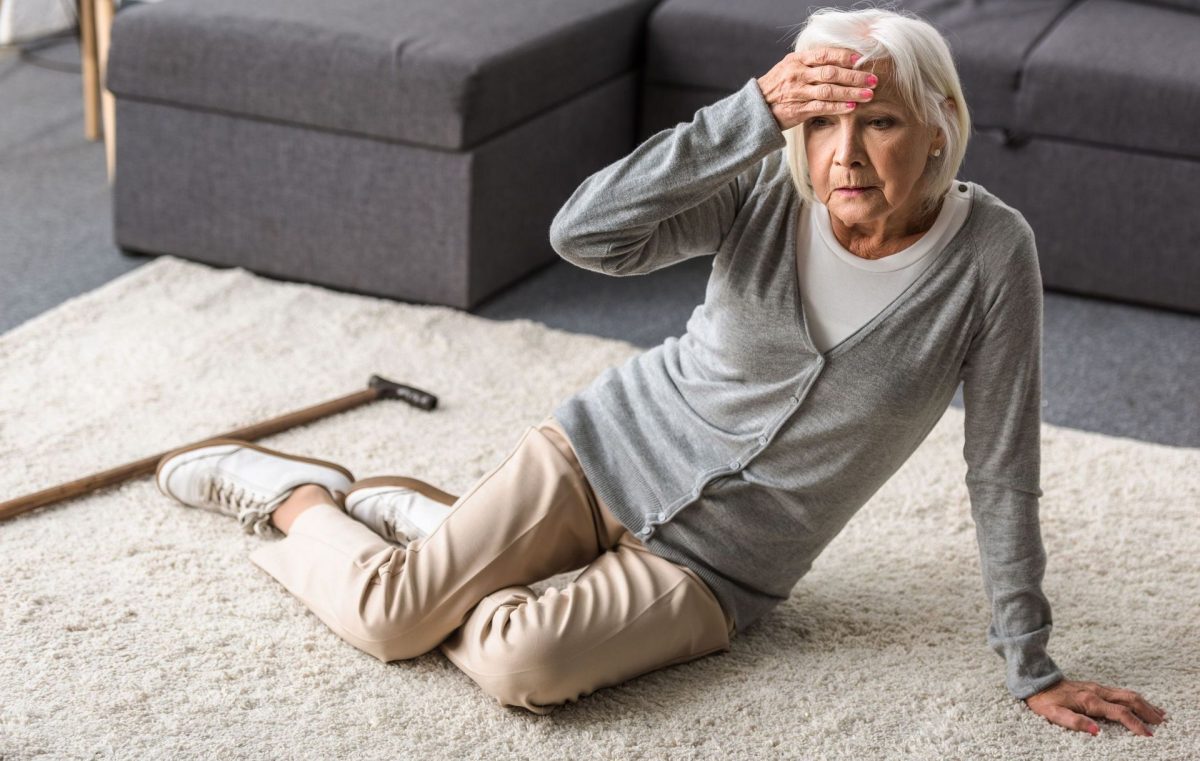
[867,73,910,108]
[861,61,902,97]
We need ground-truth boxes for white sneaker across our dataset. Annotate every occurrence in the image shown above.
[155,438,354,536]
[343,476,459,546]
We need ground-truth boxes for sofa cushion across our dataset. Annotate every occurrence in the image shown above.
[1149,0,1200,11]
[106,0,658,150]
[643,0,1076,128]
[1016,0,1200,158]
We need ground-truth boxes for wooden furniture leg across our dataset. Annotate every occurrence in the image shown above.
[94,0,117,182]
[79,0,101,140]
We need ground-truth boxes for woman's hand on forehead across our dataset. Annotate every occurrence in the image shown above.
[756,47,880,132]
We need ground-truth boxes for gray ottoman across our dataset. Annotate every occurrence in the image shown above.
[106,0,659,309]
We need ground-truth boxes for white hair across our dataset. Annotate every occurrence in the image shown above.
[781,3,972,220]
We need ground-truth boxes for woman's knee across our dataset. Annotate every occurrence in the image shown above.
[441,588,582,711]
[331,602,420,663]
[451,637,578,715]
[337,613,438,663]
[326,564,439,662]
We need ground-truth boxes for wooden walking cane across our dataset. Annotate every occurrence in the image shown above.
[0,375,437,523]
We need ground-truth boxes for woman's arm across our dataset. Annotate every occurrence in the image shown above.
[961,220,1167,736]
[548,78,786,277]
[960,220,1063,701]
[549,47,878,276]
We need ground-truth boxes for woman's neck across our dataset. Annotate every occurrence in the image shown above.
[835,197,944,260]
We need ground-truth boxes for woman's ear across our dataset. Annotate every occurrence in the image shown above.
[933,123,948,154]
[940,97,958,148]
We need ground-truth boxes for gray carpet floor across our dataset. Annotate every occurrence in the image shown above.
[3,256,1194,758]
[1,34,1196,448]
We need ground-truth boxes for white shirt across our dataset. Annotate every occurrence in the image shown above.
[798,182,972,354]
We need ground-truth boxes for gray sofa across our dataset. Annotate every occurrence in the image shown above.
[107,0,1200,314]
[641,0,1200,315]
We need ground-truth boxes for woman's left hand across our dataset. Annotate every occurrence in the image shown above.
[1024,678,1168,736]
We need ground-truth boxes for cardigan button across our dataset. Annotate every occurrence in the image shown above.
[758,435,768,445]
[729,460,741,470]
[790,395,800,405]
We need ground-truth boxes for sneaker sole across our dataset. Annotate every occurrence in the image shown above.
[346,475,459,507]
[155,437,356,488]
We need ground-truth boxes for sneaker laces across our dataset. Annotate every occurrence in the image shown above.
[204,476,288,538]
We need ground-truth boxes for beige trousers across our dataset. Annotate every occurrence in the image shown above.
[248,416,735,714]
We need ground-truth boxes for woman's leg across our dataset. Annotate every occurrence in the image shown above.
[269,483,333,534]
[442,420,736,714]
[245,417,626,662]
[439,527,735,715]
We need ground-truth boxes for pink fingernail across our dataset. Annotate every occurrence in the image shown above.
[851,54,861,63]
[1089,725,1099,735]
[846,102,856,109]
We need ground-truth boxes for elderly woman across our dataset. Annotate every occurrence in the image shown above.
[154,7,1168,733]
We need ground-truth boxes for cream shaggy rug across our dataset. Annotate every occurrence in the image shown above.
[0,257,1195,760]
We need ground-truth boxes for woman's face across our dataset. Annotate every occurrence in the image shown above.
[803,58,946,244]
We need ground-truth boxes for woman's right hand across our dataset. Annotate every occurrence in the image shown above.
[756,48,879,132]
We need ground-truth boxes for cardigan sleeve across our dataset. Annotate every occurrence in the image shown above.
[959,224,1065,700]
[548,77,787,277]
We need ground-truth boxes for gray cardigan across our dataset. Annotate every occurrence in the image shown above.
[549,77,1064,700]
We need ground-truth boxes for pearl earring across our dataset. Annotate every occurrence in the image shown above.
[932,148,942,157]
